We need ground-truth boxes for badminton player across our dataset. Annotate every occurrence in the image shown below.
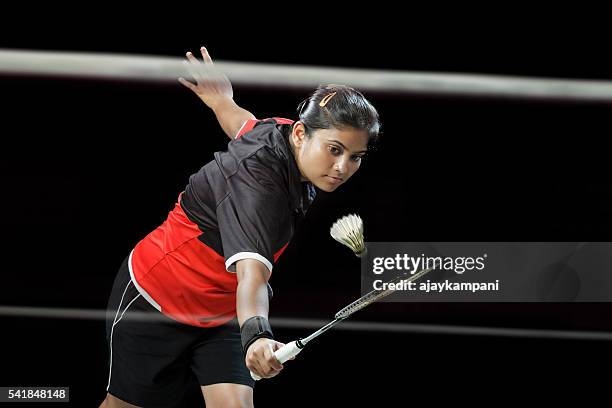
[100,47,381,408]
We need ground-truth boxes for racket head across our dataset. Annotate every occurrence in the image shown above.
[335,267,434,319]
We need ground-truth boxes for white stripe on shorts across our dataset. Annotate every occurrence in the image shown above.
[106,278,141,391]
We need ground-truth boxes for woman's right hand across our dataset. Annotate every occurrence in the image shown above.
[178,46,234,111]
[245,338,285,379]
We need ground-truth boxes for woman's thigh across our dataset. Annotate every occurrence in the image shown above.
[201,383,253,408]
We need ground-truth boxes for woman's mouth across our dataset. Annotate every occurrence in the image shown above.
[324,175,343,184]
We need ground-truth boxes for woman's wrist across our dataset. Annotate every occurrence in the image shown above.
[208,96,237,114]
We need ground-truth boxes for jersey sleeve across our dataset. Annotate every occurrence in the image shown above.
[235,117,295,139]
[216,148,290,273]
[235,119,260,139]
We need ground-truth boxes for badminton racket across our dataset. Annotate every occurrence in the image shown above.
[251,266,434,380]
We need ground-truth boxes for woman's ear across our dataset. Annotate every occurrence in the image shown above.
[292,121,307,147]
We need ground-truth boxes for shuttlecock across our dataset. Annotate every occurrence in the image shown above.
[330,214,366,257]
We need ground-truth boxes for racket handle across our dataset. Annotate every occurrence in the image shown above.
[250,340,303,381]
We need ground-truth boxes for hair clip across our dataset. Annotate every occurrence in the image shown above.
[319,92,337,107]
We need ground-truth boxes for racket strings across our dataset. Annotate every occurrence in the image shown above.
[335,289,394,319]
[335,268,434,319]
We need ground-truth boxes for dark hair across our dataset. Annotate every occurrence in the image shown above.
[296,84,381,149]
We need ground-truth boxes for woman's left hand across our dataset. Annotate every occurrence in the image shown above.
[178,46,234,111]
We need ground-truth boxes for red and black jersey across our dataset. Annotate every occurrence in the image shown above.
[129,118,316,328]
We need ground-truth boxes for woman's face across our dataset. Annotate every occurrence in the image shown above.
[291,122,369,192]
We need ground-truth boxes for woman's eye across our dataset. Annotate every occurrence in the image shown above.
[351,155,364,162]
[329,146,341,155]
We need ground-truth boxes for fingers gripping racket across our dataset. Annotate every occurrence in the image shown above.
[251,267,434,380]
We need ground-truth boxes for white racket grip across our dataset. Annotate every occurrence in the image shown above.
[275,340,302,363]
[250,340,303,381]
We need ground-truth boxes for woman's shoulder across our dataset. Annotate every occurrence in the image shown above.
[235,117,294,140]
[215,118,294,180]
[233,117,295,162]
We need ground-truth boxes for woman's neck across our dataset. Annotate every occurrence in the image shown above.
[286,128,308,182]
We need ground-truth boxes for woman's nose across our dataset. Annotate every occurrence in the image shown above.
[334,157,348,175]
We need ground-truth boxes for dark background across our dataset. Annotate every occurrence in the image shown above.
[1,8,611,407]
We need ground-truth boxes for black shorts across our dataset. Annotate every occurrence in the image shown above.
[105,255,254,407]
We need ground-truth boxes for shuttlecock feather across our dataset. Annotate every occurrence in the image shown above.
[330,214,366,257]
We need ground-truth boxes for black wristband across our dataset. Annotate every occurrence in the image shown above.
[240,316,274,354]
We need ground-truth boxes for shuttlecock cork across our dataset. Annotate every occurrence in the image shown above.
[330,214,366,257]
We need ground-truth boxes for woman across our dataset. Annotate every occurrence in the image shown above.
[100,47,381,408]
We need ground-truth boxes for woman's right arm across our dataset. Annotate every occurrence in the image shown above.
[179,47,255,140]
[235,258,284,379]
